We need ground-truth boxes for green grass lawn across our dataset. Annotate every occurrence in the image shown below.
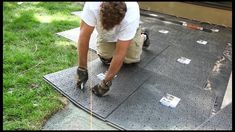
[3,2,83,130]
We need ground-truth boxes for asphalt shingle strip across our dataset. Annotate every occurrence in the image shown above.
[44,58,152,119]
[106,73,216,130]
[144,45,216,88]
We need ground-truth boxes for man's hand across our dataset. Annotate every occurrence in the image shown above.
[92,80,112,97]
[77,67,88,90]
[77,20,94,90]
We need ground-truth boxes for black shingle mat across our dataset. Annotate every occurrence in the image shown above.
[106,74,216,130]
[43,10,232,130]
[139,14,200,69]
[169,27,231,60]
[196,103,232,130]
[140,10,232,108]
[140,10,232,60]
[140,11,193,43]
[138,16,170,68]
[145,45,216,88]
[138,33,170,68]
[43,58,152,119]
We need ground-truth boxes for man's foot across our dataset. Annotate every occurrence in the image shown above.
[98,54,112,66]
[141,28,151,49]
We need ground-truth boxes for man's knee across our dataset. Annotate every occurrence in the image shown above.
[123,57,140,64]
[96,40,115,61]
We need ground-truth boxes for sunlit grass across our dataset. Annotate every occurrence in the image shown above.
[54,40,73,46]
[3,2,82,130]
[34,13,81,23]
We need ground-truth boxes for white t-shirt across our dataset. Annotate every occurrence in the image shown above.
[80,2,140,42]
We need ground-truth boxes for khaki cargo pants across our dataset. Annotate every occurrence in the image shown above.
[96,27,144,64]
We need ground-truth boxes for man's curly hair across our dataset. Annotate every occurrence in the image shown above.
[100,2,127,31]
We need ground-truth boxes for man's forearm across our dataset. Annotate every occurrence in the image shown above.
[77,20,94,69]
[104,54,125,82]
[104,40,131,82]
[78,39,89,69]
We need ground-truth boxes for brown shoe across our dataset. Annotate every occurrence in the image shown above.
[98,54,112,66]
[141,28,151,49]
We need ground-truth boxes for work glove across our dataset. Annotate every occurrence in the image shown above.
[76,67,88,90]
[92,79,112,97]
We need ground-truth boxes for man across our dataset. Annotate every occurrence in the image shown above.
[77,2,150,97]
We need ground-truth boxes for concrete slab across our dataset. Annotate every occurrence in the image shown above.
[206,57,232,113]
[196,103,232,130]
[87,50,98,62]
[71,11,82,16]
[221,73,232,109]
[42,102,117,130]
[56,27,98,52]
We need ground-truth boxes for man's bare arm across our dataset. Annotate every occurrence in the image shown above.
[78,20,94,69]
[104,39,132,82]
